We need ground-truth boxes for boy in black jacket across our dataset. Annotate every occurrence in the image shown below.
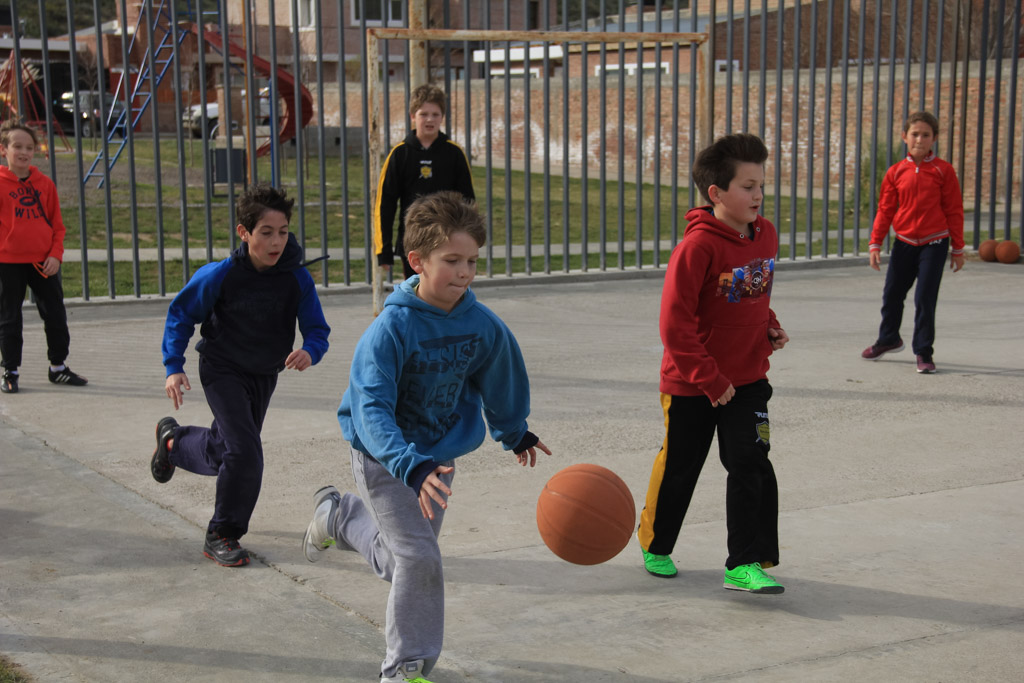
[152,184,330,566]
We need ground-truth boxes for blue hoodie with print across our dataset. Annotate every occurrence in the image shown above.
[338,276,537,493]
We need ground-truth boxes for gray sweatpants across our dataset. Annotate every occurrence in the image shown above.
[335,447,454,679]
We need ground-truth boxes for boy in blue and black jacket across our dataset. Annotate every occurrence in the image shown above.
[301,191,549,683]
[151,183,330,567]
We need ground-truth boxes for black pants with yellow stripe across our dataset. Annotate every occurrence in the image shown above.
[638,379,778,570]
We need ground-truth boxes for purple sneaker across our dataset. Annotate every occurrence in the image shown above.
[916,355,936,373]
[861,340,905,360]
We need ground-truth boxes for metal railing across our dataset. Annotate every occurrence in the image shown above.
[3,0,1020,300]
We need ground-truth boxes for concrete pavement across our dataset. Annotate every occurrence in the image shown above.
[1,258,1023,682]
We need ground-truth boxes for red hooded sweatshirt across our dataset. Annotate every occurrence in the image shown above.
[0,165,66,264]
[660,206,781,401]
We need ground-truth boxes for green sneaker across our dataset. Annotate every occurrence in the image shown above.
[723,562,784,594]
[642,549,677,578]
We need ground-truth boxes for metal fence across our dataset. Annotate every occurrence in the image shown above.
[4,0,1022,300]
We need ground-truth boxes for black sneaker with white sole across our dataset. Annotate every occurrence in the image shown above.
[151,417,178,483]
[48,366,88,386]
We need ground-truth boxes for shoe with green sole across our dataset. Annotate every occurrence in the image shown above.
[723,562,784,594]
[642,549,677,578]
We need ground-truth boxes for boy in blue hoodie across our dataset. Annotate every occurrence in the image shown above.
[302,191,549,683]
[152,183,330,567]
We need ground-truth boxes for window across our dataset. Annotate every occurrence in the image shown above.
[353,0,403,27]
[296,0,315,28]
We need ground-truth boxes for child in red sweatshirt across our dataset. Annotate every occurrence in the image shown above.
[0,121,86,393]
[637,133,789,594]
[861,111,964,374]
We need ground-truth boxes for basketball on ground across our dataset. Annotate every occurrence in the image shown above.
[995,240,1021,264]
[978,239,998,261]
[536,463,635,565]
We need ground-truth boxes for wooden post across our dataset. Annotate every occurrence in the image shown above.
[409,0,429,87]
[368,30,385,315]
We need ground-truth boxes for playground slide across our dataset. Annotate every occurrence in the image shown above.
[187,24,313,157]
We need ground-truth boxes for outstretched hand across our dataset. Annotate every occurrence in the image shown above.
[165,372,190,410]
[515,440,551,467]
[418,465,454,520]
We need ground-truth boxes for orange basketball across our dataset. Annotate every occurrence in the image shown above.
[536,464,635,565]
[978,239,999,262]
[995,240,1021,264]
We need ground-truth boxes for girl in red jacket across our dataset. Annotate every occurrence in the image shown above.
[0,121,86,393]
[862,111,964,374]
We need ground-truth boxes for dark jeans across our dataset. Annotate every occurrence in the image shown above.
[0,262,71,370]
[641,380,779,570]
[170,357,278,539]
[877,237,948,358]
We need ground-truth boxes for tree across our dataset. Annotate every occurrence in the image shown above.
[20,0,118,39]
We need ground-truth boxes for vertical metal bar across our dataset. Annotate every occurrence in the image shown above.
[868,0,882,234]
[759,0,766,142]
[822,0,835,258]
[688,0,697,225]
[600,2,608,270]
[368,29,384,311]
[359,0,372,282]
[853,0,867,252]
[10,1,25,116]
[634,31,643,270]
[788,0,800,259]
[1005,0,1022,239]
[902,0,913,123]
[523,8,532,275]
[218,2,237,235]
[242,0,258,186]
[37,2,57,182]
[839,0,851,256]
[196,13,213,262]
[65,0,90,299]
[503,3,512,277]
[580,1,590,268]
[919,0,929,110]
[336,0,351,285]
[886,0,898,179]
[975,0,991,239]
[773,0,784,234]
[169,0,190,283]
[462,0,472,168]
[742,0,750,132]
[958,2,970,217]
[118,0,141,296]
[988,0,1006,235]
[670,0,681,247]
[806,0,818,258]
[314,0,328,283]
[92,0,116,296]
[269,0,282,187]
[616,0,625,270]
[541,1,551,274]
[483,2,494,277]
[290,0,305,246]
[725,0,733,134]
[142,0,165,295]
[653,0,663,268]
[560,0,569,273]
[934,0,945,117]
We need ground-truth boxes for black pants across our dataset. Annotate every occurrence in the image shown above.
[638,380,779,570]
[169,357,278,539]
[0,263,71,370]
[877,237,948,358]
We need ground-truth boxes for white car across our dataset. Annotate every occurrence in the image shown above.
[182,90,273,139]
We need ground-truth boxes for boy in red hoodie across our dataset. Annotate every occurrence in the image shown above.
[637,133,789,594]
[861,111,964,374]
[0,121,86,394]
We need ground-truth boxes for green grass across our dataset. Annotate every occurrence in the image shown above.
[0,654,31,683]
[52,140,1013,299]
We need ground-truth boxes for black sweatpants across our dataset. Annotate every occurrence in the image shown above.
[877,237,949,358]
[638,380,779,570]
[169,357,278,539]
[0,262,71,370]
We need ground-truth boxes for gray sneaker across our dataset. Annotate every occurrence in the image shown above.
[302,485,341,562]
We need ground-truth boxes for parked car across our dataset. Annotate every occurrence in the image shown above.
[182,89,273,139]
[55,90,127,138]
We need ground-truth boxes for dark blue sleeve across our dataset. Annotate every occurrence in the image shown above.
[161,260,230,375]
[294,269,330,365]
